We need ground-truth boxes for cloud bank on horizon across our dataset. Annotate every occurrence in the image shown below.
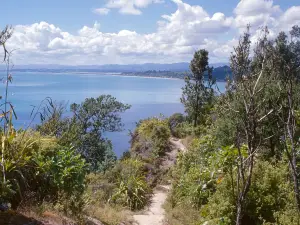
[5,0,300,65]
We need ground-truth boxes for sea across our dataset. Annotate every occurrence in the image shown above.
[1,72,225,157]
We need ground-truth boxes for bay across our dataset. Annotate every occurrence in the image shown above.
[1,72,225,157]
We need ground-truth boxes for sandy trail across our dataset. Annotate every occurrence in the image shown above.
[169,138,187,153]
[133,185,170,225]
[133,138,186,225]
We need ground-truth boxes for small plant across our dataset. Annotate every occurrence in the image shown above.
[110,175,150,210]
[108,158,151,210]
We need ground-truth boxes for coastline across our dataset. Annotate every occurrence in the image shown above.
[9,70,185,81]
[8,70,227,82]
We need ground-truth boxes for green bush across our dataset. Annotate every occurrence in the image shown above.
[110,175,150,210]
[0,127,88,213]
[108,159,151,210]
[0,130,55,208]
[168,135,217,210]
[171,121,194,138]
[200,160,299,225]
[34,146,88,198]
[131,117,171,158]
[168,113,186,137]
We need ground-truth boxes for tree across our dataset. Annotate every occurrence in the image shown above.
[181,49,215,127]
[270,26,300,212]
[38,95,131,171]
[218,27,276,224]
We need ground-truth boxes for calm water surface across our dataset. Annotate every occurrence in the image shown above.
[2,72,225,156]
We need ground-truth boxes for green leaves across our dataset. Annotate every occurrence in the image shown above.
[33,146,88,205]
[109,159,151,210]
[38,95,130,172]
[181,49,216,127]
[67,95,130,171]
[132,117,171,158]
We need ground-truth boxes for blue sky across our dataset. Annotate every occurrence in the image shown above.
[1,0,300,65]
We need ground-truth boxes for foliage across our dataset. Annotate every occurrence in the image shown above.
[84,173,135,224]
[36,100,67,138]
[109,159,151,210]
[0,127,88,214]
[164,200,202,225]
[168,113,186,137]
[166,26,300,224]
[169,135,217,209]
[200,160,298,225]
[181,49,216,127]
[131,117,171,158]
[33,146,87,198]
[38,95,131,171]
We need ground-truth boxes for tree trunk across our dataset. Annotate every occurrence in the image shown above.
[236,201,243,225]
[194,92,199,127]
[291,159,300,212]
[286,84,300,212]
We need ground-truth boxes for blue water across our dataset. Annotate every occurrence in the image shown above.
[1,72,225,157]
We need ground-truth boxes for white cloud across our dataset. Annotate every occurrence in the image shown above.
[105,0,164,15]
[4,0,300,65]
[93,8,110,15]
[234,0,281,31]
[280,6,300,31]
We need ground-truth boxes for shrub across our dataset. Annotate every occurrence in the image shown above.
[0,130,55,208]
[167,135,217,211]
[168,113,185,137]
[170,121,194,138]
[200,160,299,225]
[84,173,134,225]
[131,117,171,159]
[108,159,151,210]
[110,175,150,210]
[34,146,88,198]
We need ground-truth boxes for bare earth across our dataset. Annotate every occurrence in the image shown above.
[133,185,170,225]
[133,138,186,225]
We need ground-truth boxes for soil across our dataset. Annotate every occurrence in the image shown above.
[133,138,186,225]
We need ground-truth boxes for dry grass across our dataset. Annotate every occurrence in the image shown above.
[163,195,201,225]
[85,203,135,225]
[17,200,82,225]
[181,135,194,148]
[164,204,201,225]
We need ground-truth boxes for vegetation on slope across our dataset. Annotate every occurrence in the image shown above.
[1,23,300,225]
[165,25,300,225]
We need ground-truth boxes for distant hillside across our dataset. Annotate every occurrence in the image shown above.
[124,65,231,81]
[213,65,232,80]
[0,62,228,72]
[0,62,231,81]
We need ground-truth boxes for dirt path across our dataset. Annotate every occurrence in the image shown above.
[133,185,170,225]
[169,137,187,153]
[133,138,186,225]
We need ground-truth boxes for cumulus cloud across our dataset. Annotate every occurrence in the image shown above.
[93,8,110,15]
[279,6,300,31]
[105,0,164,15]
[234,0,281,31]
[4,0,300,65]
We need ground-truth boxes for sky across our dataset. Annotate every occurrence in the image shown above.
[1,0,300,65]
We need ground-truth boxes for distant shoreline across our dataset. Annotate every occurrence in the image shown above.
[5,70,227,82]
[9,70,184,80]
